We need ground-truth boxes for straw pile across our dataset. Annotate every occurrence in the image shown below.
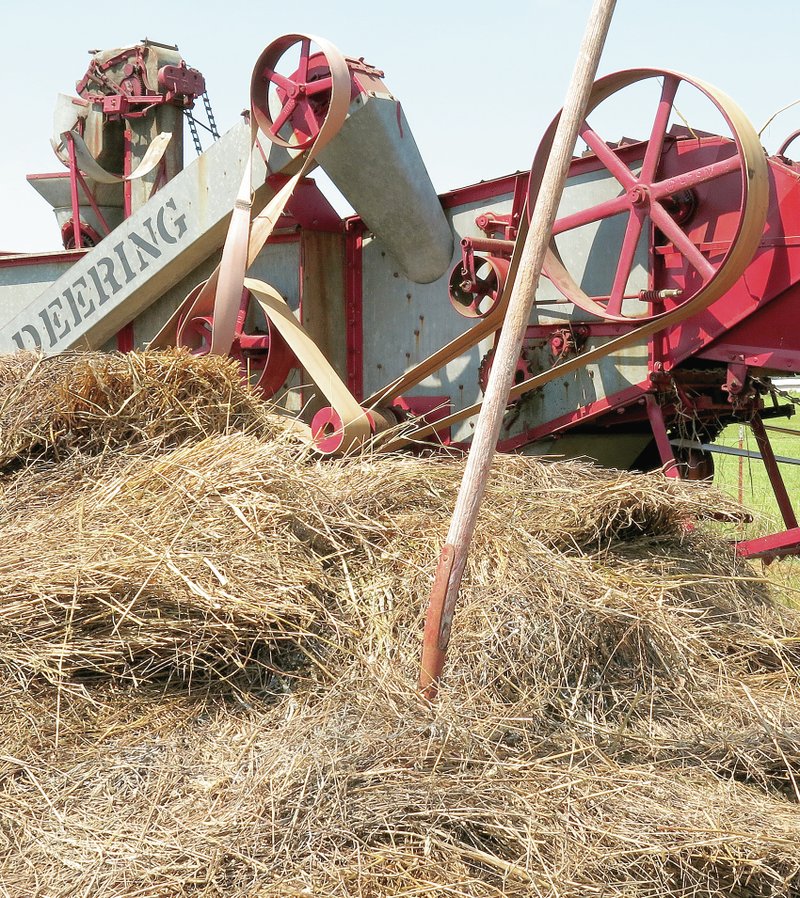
[0,349,284,467]
[0,349,799,897]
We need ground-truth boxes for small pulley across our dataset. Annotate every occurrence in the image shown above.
[251,35,352,150]
[448,249,509,319]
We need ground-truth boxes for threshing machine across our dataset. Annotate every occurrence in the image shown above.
[2,35,800,561]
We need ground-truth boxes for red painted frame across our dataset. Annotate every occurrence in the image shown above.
[344,218,365,399]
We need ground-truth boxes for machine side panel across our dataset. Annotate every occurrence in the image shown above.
[0,255,83,320]
[0,122,289,355]
[360,161,649,444]
[361,194,513,439]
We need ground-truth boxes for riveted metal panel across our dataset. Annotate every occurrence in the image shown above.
[361,193,512,439]
[361,161,650,442]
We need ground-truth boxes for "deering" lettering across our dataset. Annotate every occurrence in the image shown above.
[11,197,188,351]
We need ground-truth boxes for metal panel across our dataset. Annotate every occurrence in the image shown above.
[360,161,650,441]
[361,193,513,439]
[0,254,82,319]
[0,122,293,355]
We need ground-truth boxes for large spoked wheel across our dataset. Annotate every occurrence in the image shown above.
[178,285,296,399]
[530,69,769,322]
[250,34,350,150]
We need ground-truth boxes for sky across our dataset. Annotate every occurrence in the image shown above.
[2,0,799,253]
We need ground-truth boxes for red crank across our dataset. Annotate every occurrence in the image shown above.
[178,284,297,398]
[530,69,768,322]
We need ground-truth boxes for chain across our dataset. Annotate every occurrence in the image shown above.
[184,109,203,155]
[202,92,220,140]
[751,375,800,413]
[183,91,220,157]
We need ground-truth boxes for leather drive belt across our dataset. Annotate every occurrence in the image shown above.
[149,34,372,454]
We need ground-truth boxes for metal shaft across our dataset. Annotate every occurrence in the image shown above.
[419,0,618,700]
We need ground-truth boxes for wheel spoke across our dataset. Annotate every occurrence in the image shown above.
[650,201,716,280]
[580,122,637,188]
[298,38,311,82]
[264,69,295,93]
[607,212,644,316]
[271,97,297,136]
[305,76,333,96]
[641,75,680,183]
[651,154,741,199]
[296,100,321,137]
[552,192,629,235]
[476,275,497,299]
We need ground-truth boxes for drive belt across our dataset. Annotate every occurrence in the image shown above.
[149,34,373,453]
[65,130,172,184]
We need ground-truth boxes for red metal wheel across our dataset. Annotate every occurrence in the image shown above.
[529,69,769,322]
[251,35,349,150]
[178,285,297,398]
[448,255,509,319]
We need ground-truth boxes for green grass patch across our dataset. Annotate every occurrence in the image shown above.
[712,417,800,603]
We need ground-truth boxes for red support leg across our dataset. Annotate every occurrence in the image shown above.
[750,413,798,529]
[66,134,82,250]
[645,394,680,478]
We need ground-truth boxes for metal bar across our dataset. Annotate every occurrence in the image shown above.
[345,221,364,399]
[737,527,800,561]
[117,127,135,352]
[750,414,798,528]
[670,438,800,467]
[74,168,112,236]
[551,192,628,235]
[66,134,82,249]
[651,153,741,199]
[464,236,515,254]
[646,395,680,477]
[763,424,800,437]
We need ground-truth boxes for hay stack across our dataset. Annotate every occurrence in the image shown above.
[0,349,799,897]
[0,348,287,467]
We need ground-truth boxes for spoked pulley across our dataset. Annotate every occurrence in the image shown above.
[530,69,769,322]
[250,34,351,150]
[178,285,296,398]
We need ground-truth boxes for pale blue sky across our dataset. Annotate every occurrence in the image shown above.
[2,1,798,252]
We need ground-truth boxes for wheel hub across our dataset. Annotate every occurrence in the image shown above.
[628,183,650,207]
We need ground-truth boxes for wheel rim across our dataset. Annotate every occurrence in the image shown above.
[529,69,769,322]
[448,255,509,319]
[251,35,350,151]
[178,285,297,398]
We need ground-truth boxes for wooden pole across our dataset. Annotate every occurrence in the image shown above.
[419,0,618,699]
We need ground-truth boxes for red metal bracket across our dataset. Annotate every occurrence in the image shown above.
[737,528,800,563]
[645,394,680,478]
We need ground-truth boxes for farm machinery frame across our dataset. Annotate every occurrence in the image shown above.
[2,33,800,560]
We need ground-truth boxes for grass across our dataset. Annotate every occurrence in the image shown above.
[712,417,800,602]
